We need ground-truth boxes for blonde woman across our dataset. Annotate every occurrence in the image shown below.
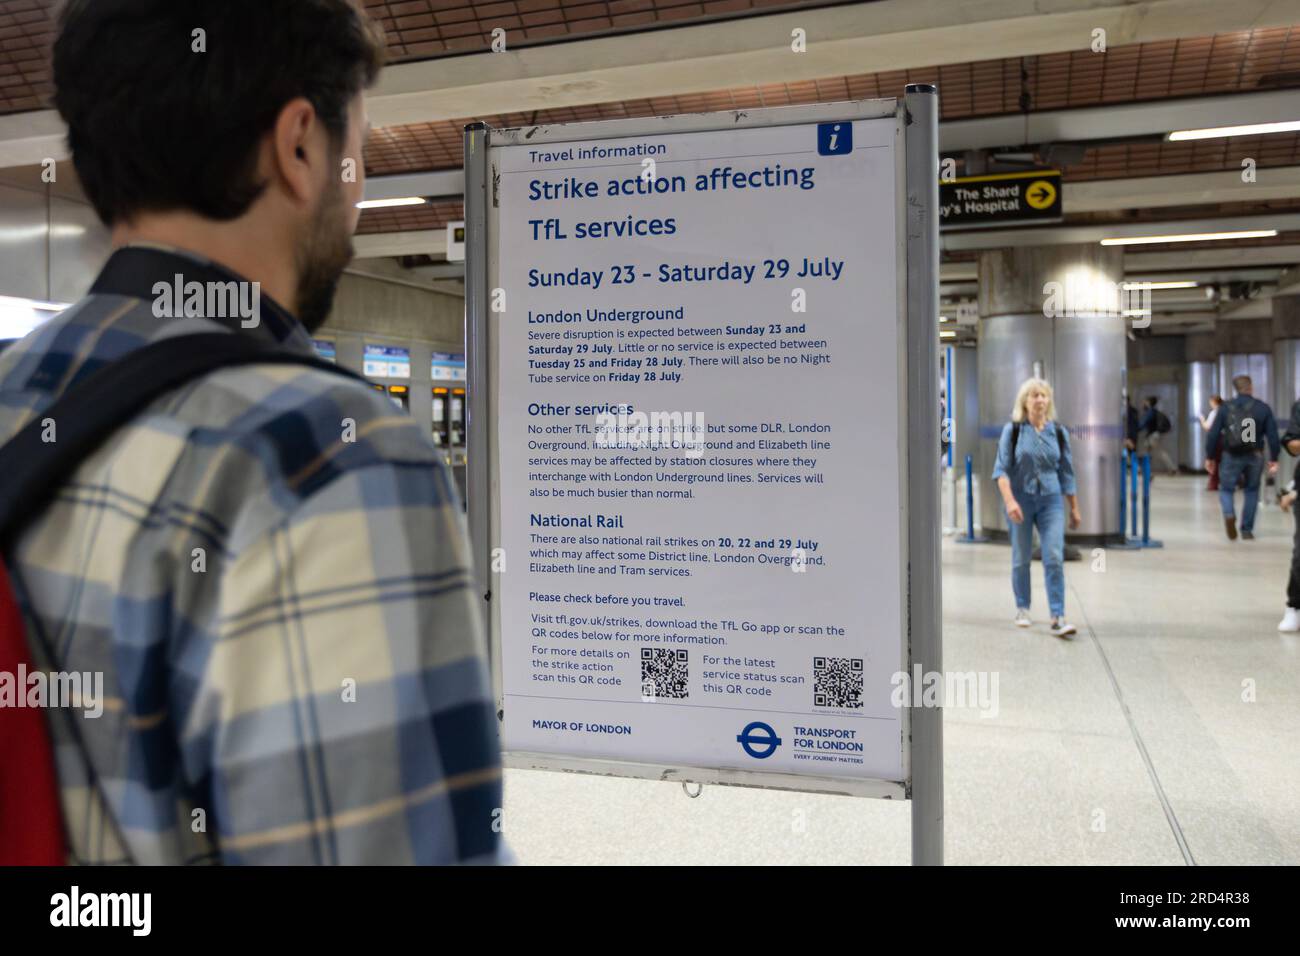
[991,378,1081,637]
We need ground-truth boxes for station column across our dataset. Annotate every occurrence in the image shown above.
[1185,332,1219,472]
[1216,318,1273,410]
[1272,295,1300,477]
[977,243,1126,544]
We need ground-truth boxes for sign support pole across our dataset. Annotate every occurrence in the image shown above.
[904,83,944,866]
[464,122,494,641]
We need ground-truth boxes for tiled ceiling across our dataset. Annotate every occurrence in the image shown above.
[4,1,1299,242]
[357,197,463,234]
[0,0,52,115]
[1066,196,1300,224]
[364,0,849,59]
[0,0,850,115]
[363,26,1300,176]
[1068,133,1300,182]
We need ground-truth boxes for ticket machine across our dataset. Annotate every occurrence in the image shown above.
[370,382,408,412]
[432,386,450,454]
[450,387,467,466]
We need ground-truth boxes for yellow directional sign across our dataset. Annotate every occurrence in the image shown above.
[1025,180,1057,210]
[939,168,1063,229]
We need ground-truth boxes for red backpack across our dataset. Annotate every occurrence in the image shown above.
[0,333,363,865]
[0,561,64,864]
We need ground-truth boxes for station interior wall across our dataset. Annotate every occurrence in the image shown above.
[0,168,465,436]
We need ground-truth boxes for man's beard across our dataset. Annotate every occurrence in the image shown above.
[294,179,354,333]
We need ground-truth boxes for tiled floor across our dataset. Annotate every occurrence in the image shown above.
[502,476,1300,864]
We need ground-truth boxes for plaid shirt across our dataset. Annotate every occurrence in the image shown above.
[0,245,503,864]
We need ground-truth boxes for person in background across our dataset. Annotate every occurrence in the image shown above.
[1138,396,1178,476]
[993,378,1081,638]
[1276,400,1300,631]
[1205,375,1280,540]
[0,0,503,864]
[1200,394,1224,491]
[1125,398,1140,453]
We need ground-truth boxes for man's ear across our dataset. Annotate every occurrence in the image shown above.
[271,97,319,205]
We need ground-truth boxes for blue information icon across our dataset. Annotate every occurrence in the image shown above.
[736,721,782,759]
[817,122,852,155]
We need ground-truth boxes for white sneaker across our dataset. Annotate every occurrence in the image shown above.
[1050,618,1077,638]
[1278,608,1300,632]
[1014,608,1031,628]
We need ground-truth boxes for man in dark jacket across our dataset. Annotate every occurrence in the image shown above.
[1137,396,1178,476]
[1205,375,1280,540]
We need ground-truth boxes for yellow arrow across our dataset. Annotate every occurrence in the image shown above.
[1025,180,1057,210]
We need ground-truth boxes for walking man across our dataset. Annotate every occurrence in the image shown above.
[1205,375,1280,540]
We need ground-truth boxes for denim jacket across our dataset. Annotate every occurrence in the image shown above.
[992,420,1077,496]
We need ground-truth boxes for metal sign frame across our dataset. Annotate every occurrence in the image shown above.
[464,86,942,863]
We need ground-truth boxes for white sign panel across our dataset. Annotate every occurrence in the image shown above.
[447,220,466,262]
[363,344,410,379]
[492,115,905,785]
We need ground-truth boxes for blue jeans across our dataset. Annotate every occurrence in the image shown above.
[1009,493,1066,618]
[1218,451,1264,532]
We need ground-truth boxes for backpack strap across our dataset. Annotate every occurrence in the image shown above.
[1009,421,1069,471]
[0,333,366,865]
[0,333,365,550]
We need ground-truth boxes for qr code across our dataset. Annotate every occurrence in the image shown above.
[813,656,863,709]
[641,647,688,700]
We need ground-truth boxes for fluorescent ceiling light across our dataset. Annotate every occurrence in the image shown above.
[0,295,69,312]
[1168,120,1300,141]
[356,197,426,209]
[939,330,957,339]
[1121,281,1198,291]
[1101,230,1277,247]
[0,295,70,341]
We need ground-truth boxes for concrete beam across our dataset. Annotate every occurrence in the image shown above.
[353,229,447,259]
[1064,166,1300,214]
[1219,298,1273,319]
[367,0,1300,129]
[942,213,1300,251]
[0,110,66,170]
[410,263,467,281]
[941,89,1300,152]
[1125,245,1300,271]
[1276,265,1300,297]
[1125,267,1283,285]
[940,262,978,282]
[363,170,464,202]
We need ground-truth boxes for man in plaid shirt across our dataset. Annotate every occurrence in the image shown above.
[0,0,503,864]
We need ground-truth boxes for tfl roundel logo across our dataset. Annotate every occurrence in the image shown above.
[736,721,782,759]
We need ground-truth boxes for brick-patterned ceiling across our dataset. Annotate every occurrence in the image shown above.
[0,0,849,115]
[364,0,847,59]
[363,26,1300,175]
[5,0,1300,240]
[358,197,463,234]
[0,0,49,114]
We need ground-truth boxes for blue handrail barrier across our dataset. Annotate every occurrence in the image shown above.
[956,454,989,543]
[1116,450,1164,549]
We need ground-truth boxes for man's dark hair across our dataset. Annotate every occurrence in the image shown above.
[54,0,386,227]
[1146,396,1158,406]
